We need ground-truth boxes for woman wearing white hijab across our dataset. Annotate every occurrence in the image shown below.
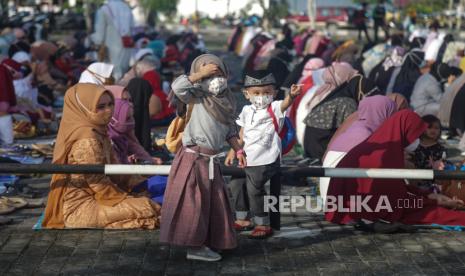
[78,62,114,85]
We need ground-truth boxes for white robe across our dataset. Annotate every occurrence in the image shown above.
[91,0,134,80]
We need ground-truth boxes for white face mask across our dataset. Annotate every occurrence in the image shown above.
[249,94,274,109]
[404,138,420,153]
[202,77,228,95]
[312,68,325,86]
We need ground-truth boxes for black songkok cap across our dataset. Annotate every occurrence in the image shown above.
[244,70,276,88]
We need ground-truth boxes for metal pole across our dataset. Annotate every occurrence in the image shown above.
[1,164,465,180]
[104,164,171,175]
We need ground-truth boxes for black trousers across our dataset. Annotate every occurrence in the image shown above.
[229,159,281,230]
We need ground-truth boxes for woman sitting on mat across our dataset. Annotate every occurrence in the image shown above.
[106,85,162,165]
[42,83,160,229]
[106,85,167,204]
[326,110,465,232]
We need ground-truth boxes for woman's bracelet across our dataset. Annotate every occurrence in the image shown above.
[236,149,245,158]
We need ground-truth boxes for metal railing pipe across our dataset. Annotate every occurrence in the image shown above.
[0,164,464,180]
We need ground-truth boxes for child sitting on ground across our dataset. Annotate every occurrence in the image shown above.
[407,114,445,191]
[225,70,301,239]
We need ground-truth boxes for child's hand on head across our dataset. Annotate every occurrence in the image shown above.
[290,84,303,99]
[199,63,220,79]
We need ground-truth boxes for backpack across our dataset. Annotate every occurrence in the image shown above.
[165,104,193,153]
[267,105,296,155]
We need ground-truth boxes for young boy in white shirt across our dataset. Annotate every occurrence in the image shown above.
[225,70,301,238]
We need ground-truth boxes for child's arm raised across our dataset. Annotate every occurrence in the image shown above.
[188,64,220,83]
[280,84,302,113]
[172,64,221,104]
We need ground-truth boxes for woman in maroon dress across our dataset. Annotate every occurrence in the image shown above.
[326,110,465,227]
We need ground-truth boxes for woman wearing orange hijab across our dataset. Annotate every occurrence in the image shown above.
[42,83,160,229]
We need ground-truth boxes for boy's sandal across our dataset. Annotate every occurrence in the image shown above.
[249,226,273,239]
[234,222,254,232]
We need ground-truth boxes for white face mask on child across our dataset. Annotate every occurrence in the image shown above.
[201,77,228,95]
[250,94,274,109]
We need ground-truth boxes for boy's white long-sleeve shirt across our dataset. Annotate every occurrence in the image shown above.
[237,101,284,167]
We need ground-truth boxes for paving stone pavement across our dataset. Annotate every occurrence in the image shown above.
[2,178,465,276]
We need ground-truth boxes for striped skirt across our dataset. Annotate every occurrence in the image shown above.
[160,146,237,250]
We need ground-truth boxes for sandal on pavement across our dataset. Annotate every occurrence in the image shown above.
[249,226,273,239]
[0,197,28,209]
[234,221,254,232]
[0,201,15,215]
[31,144,54,157]
[25,198,46,208]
